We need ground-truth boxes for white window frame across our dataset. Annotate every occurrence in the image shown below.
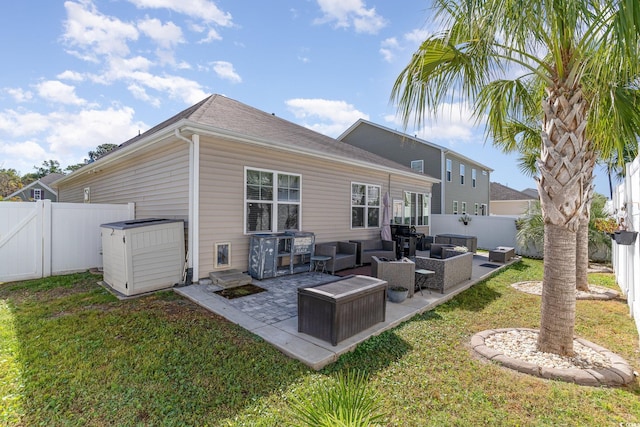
[245,167,302,234]
[472,168,477,188]
[481,203,488,216]
[351,182,381,229]
[474,203,479,215]
[460,164,465,185]
[402,191,430,226]
[461,201,467,214]
[33,188,42,200]
[453,200,459,215]
[446,159,452,182]
[410,160,424,173]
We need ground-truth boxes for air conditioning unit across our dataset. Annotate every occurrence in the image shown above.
[101,218,185,296]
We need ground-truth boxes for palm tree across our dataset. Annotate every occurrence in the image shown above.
[392,0,640,356]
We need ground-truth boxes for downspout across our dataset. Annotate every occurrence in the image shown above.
[175,129,200,283]
[441,150,447,214]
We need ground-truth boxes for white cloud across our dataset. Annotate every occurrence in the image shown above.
[127,0,233,26]
[211,61,241,83]
[137,17,184,49]
[63,1,139,60]
[379,37,399,62]
[5,88,33,103]
[128,84,161,107]
[285,98,369,137]
[0,109,54,136]
[384,102,482,146]
[36,80,86,106]
[57,70,85,81]
[198,28,223,44]
[315,0,386,34]
[127,72,209,104]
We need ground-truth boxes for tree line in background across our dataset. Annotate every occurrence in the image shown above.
[0,143,117,199]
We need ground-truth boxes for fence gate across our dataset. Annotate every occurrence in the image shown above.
[0,200,134,283]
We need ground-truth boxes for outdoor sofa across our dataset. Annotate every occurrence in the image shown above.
[350,239,396,265]
[314,241,358,275]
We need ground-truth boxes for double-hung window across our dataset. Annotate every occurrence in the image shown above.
[453,200,459,215]
[403,191,430,225]
[461,201,467,214]
[411,160,424,173]
[33,189,42,200]
[446,159,452,182]
[460,164,465,185]
[245,168,301,233]
[351,183,380,228]
[472,168,477,188]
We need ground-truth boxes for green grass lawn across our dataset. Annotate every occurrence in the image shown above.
[1,259,639,426]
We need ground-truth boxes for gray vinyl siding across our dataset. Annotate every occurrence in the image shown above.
[57,140,190,220]
[339,125,441,212]
[197,136,432,275]
[443,154,491,215]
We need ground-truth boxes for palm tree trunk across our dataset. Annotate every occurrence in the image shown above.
[539,223,577,355]
[576,152,596,292]
[576,216,590,292]
[536,85,589,356]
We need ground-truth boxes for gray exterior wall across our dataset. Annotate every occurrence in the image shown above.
[10,185,58,202]
[339,121,491,215]
[443,153,491,215]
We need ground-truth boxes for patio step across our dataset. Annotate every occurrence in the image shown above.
[209,269,253,289]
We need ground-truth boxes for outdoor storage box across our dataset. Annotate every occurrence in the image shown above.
[298,275,387,346]
[101,218,185,296]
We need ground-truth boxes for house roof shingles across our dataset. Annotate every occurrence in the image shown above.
[490,182,538,201]
[104,94,435,180]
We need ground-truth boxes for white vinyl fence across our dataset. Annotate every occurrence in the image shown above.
[0,200,134,282]
[430,214,519,251]
[612,155,640,335]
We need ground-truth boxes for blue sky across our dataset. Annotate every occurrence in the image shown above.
[0,0,614,197]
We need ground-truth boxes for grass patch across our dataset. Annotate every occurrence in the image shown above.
[1,261,639,426]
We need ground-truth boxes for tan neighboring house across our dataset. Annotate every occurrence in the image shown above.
[54,94,439,281]
[490,182,538,216]
[6,173,65,201]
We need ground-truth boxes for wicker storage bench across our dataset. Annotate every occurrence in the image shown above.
[297,275,387,346]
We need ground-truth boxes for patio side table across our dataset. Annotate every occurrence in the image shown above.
[310,255,332,274]
[415,269,435,295]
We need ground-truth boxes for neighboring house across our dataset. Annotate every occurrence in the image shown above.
[54,95,439,281]
[338,119,493,216]
[490,182,538,216]
[6,173,64,202]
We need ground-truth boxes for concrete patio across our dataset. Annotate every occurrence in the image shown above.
[175,251,520,370]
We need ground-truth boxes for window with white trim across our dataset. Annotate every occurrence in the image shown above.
[460,164,465,185]
[461,201,467,214]
[410,160,424,173]
[446,159,452,182]
[33,188,42,200]
[481,203,487,215]
[474,203,479,215]
[351,183,380,228]
[402,191,430,226]
[472,168,477,188]
[245,168,301,233]
[453,200,459,215]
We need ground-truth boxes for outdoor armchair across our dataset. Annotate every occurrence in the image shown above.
[314,241,357,275]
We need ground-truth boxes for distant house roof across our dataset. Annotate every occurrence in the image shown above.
[338,118,494,172]
[6,172,65,200]
[490,182,537,201]
[521,188,539,199]
[58,95,439,185]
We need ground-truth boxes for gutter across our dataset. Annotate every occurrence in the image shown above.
[174,129,200,284]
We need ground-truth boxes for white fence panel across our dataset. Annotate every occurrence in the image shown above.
[613,155,640,336]
[51,203,135,275]
[0,202,43,282]
[431,214,518,250]
[0,201,134,282]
